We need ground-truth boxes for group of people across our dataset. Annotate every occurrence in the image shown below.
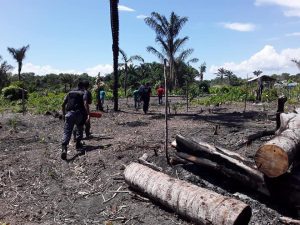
[133,83,165,114]
[61,79,165,160]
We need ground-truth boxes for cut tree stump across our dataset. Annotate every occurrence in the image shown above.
[174,135,270,196]
[124,162,252,225]
[255,111,300,177]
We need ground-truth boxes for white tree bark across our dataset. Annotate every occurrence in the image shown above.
[124,163,251,225]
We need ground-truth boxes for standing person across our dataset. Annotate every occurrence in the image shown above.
[99,89,106,111]
[157,85,165,105]
[133,88,140,110]
[61,81,90,160]
[73,80,92,140]
[139,82,151,114]
[256,77,264,102]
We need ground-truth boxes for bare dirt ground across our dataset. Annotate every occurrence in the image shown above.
[0,97,299,225]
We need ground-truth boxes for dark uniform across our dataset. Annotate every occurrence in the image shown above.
[61,85,89,160]
[139,83,151,114]
[73,89,92,139]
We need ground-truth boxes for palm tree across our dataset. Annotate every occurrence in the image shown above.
[292,59,300,70]
[119,49,143,97]
[109,0,119,111]
[60,74,73,93]
[145,12,189,89]
[253,70,263,77]
[7,45,30,81]
[199,62,206,81]
[174,48,198,85]
[215,67,227,82]
[7,45,30,114]
[225,70,234,84]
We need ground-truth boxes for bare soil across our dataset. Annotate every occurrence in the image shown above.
[0,97,299,225]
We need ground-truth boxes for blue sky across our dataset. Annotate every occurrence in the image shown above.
[1,0,300,79]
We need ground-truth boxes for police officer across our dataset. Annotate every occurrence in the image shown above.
[73,80,92,140]
[61,80,90,160]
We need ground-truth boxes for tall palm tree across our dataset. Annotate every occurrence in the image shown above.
[199,62,206,81]
[7,45,30,81]
[253,70,263,77]
[119,49,143,96]
[7,45,30,114]
[109,0,119,111]
[215,67,227,82]
[145,12,189,89]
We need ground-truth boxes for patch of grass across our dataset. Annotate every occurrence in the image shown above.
[7,115,19,131]
[27,92,65,114]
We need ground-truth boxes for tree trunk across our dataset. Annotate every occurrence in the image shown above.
[255,111,300,177]
[164,59,170,164]
[174,135,270,196]
[276,95,287,129]
[110,0,119,111]
[124,163,251,225]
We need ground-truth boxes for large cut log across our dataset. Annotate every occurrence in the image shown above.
[174,135,270,196]
[124,162,252,225]
[255,111,300,177]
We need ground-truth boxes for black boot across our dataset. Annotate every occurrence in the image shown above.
[72,130,77,143]
[61,145,67,160]
[76,141,83,151]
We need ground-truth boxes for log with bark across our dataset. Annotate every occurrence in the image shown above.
[173,135,300,209]
[174,135,270,196]
[124,162,252,225]
[255,110,300,177]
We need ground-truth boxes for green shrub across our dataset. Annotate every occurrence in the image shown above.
[199,81,210,94]
[2,86,28,101]
[27,92,65,114]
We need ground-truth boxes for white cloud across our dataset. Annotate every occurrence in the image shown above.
[136,14,148,19]
[118,5,135,12]
[286,32,300,36]
[255,0,300,17]
[222,22,256,32]
[15,63,113,77]
[209,45,300,79]
[85,64,113,76]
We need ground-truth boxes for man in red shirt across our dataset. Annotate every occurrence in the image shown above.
[157,85,165,105]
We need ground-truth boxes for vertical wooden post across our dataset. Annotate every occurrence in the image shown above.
[164,59,170,164]
[186,79,188,112]
[244,74,248,113]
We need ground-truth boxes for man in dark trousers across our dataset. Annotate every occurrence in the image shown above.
[139,82,151,114]
[73,80,92,140]
[61,80,90,160]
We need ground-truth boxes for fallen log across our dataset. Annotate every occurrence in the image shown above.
[124,162,252,225]
[174,135,270,196]
[237,129,275,147]
[255,111,300,177]
[279,216,300,225]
